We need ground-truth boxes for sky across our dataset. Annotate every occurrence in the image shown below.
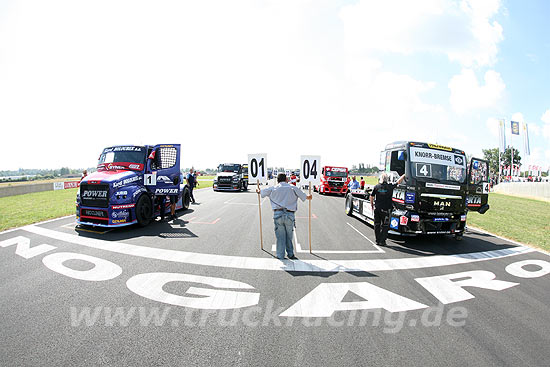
[0,0,549,171]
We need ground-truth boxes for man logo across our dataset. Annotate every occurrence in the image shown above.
[454,155,464,165]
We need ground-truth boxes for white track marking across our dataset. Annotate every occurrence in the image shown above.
[21,225,535,273]
[0,215,75,235]
[224,197,267,206]
[292,224,384,254]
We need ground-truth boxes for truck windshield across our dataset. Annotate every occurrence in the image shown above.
[98,146,146,171]
[409,147,466,183]
[326,170,347,178]
[219,164,240,173]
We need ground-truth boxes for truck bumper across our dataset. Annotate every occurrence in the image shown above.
[319,185,346,194]
[76,204,137,228]
[387,211,466,236]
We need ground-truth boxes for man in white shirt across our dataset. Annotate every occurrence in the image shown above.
[257,173,312,260]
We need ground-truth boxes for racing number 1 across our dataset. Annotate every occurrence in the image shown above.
[250,158,265,179]
[248,153,268,183]
[144,172,157,186]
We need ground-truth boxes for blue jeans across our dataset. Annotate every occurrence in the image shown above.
[273,210,295,259]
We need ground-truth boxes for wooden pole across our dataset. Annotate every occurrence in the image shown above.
[257,180,263,250]
[308,181,312,253]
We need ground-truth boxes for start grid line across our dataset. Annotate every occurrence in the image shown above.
[270,223,385,254]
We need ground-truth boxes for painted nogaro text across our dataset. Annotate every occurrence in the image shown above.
[1,235,549,318]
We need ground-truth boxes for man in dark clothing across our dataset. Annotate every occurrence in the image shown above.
[186,168,196,203]
[369,173,406,245]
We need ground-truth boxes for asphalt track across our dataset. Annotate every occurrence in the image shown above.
[1,187,550,366]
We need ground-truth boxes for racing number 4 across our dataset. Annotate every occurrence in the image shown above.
[303,160,318,180]
[420,165,428,176]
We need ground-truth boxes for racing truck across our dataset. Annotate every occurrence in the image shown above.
[76,144,191,228]
[316,166,349,195]
[345,141,490,240]
[213,163,248,191]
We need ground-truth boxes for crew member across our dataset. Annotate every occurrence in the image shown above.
[257,173,312,260]
[80,169,87,181]
[369,173,406,246]
[348,176,360,190]
[186,168,196,204]
[360,177,365,190]
[290,173,297,186]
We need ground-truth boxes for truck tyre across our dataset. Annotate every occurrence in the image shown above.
[345,194,354,216]
[243,181,248,191]
[182,190,191,210]
[454,234,463,241]
[136,195,152,227]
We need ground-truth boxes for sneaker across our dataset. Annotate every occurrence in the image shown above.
[288,255,298,260]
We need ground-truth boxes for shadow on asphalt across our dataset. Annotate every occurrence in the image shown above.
[76,208,198,241]
[346,215,516,257]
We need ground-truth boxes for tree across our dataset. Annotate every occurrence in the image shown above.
[482,148,499,174]
[482,147,521,174]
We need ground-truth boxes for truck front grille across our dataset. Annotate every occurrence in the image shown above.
[80,184,109,208]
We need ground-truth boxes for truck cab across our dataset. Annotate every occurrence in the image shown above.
[213,163,248,191]
[317,166,348,195]
[345,141,489,239]
[76,144,191,228]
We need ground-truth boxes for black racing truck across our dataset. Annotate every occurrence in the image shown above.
[213,163,248,191]
[76,144,191,228]
[345,141,490,240]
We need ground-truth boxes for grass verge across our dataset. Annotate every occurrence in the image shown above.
[0,188,78,231]
[467,193,550,252]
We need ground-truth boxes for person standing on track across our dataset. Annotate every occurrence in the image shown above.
[369,173,406,246]
[257,173,312,260]
[186,168,196,204]
[348,176,360,190]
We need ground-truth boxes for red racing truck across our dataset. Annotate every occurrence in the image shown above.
[316,166,349,195]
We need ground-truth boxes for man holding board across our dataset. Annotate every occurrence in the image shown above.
[257,173,312,260]
[300,155,320,253]
[249,154,268,250]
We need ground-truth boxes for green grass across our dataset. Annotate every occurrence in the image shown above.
[467,193,550,252]
[3,187,548,253]
[0,188,78,231]
[195,180,213,189]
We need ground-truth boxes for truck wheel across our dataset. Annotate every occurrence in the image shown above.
[454,234,463,241]
[243,181,248,191]
[136,195,152,227]
[182,190,191,210]
[345,194,354,216]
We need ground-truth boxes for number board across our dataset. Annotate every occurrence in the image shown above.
[144,172,157,186]
[300,155,321,185]
[415,163,432,178]
[247,154,268,184]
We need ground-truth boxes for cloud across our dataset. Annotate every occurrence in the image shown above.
[0,0,507,170]
[486,117,500,137]
[339,0,503,67]
[542,109,550,140]
[448,69,505,113]
[511,112,525,124]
